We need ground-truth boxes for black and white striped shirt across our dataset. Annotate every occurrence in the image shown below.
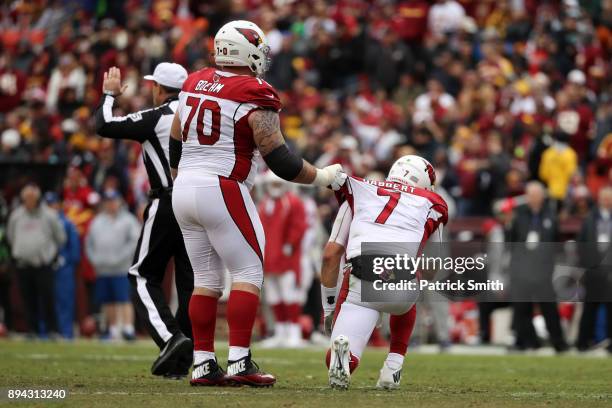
[94,94,178,190]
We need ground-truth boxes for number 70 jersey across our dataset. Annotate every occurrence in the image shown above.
[177,67,281,188]
[336,176,449,260]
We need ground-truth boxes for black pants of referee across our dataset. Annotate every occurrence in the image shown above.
[128,193,193,349]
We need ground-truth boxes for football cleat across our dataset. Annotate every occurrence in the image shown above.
[376,361,402,390]
[328,335,351,390]
[190,358,228,386]
[225,352,276,387]
[163,353,193,380]
[151,332,193,376]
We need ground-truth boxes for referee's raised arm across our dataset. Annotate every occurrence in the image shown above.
[94,66,160,142]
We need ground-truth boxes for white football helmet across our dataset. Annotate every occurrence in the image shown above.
[214,20,271,77]
[387,155,436,190]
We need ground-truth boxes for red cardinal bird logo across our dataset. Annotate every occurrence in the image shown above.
[235,28,262,47]
[425,161,436,186]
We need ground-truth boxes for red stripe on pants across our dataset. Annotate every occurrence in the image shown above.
[218,176,263,263]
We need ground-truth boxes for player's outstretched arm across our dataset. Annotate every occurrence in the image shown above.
[249,109,345,188]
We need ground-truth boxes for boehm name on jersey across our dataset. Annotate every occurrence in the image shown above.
[336,176,449,260]
[176,67,281,188]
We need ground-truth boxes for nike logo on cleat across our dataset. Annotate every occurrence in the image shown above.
[227,360,246,376]
[192,362,211,379]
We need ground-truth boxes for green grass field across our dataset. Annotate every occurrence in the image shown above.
[1,340,611,407]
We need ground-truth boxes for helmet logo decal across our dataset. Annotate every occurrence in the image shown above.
[235,27,262,47]
[425,162,436,186]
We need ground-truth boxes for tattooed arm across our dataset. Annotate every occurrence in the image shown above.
[249,109,342,186]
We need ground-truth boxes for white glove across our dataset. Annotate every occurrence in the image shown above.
[330,168,348,191]
[313,164,347,190]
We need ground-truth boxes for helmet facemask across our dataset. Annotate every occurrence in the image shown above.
[251,44,271,77]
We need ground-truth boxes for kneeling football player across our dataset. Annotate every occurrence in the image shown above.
[322,155,448,389]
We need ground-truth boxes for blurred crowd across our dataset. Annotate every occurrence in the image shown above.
[0,0,611,348]
[1,0,611,217]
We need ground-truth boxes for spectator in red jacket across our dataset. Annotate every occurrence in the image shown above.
[0,54,26,113]
[62,166,100,316]
[258,172,308,348]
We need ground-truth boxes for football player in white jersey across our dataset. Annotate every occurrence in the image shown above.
[322,155,448,390]
[168,20,345,387]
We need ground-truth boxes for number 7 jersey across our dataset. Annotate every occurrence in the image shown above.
[335,176,449,260]
[177,68,281,188]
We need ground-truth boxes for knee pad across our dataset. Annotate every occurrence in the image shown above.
[231,264,263,290]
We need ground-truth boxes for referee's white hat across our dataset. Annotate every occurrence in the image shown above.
[144,62,188,89]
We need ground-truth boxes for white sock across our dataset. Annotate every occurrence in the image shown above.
[385,352,404,370]
[109,325,120,339]
[194,350,216,365]
[288,323,302,341]
[277,322,289,338]
[228,346,249,361]
[123,324,135,335]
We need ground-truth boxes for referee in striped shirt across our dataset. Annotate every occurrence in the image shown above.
[95,64,193,378]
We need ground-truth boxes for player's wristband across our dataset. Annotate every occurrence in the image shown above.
[313,164,344,188]
[321,284,337,314]
[169,137,182,169]
[313,168,330,187]
[103,90,116,97]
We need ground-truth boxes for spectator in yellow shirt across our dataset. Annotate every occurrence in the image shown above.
[539,132,578,206]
